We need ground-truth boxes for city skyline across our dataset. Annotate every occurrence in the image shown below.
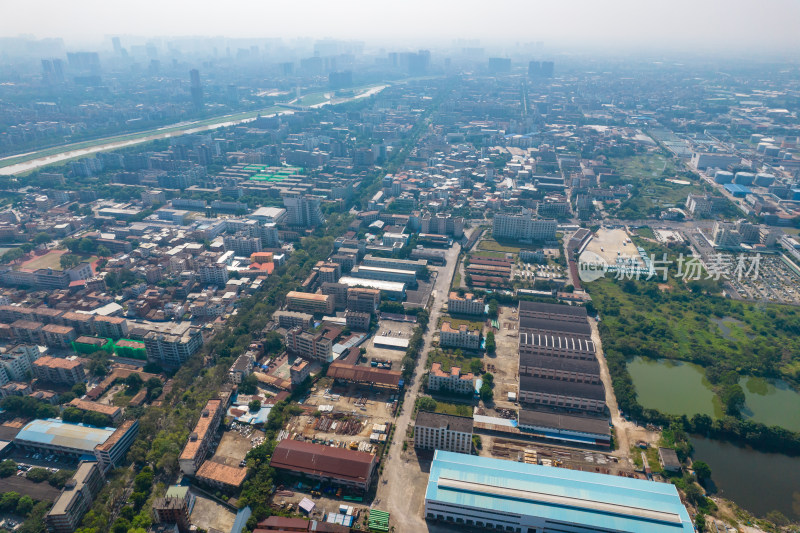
[3,0,800,56]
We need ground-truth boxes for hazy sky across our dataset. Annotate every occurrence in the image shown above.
[3,0,800,55]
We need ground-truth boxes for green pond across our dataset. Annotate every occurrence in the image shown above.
[628,357,800,431]
[627,357,720,418]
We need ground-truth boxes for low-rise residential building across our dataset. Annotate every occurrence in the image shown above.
[346,287,380,314]
[428,363,474,395]
[286,291,334,315]
[439,322,481,351]
[32,356,85,385]
[345,310,370,331]
[447,292,484,316]
[274,310,313,329]
[228,352,255,384]
[45,461,104,533]
[285,326,340,362]
[414,411,473,455]
[67,399,123,425]
[179,399,224,476]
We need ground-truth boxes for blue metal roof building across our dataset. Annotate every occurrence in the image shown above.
[14,419,114,457]
[425,451,694,533]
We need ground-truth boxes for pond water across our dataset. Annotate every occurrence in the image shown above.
[628,357,800,430]
[691,435,800,519]
[627,357,719,417]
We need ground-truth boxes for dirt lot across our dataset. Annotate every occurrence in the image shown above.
[362,319,416,366]
[209,428,264,467]
[0,475,62,502]
[485,305,520,410]
[273,484,370,527]
[288,379,397,447]
[583,228,643,268]
[189,492,236,532]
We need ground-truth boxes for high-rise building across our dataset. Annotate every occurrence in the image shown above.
[189,69,203,110]
[283,194,325,227]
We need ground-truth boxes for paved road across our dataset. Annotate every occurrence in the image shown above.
[589,319,658,461]
[375,242,461,531]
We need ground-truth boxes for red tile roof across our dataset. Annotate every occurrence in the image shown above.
[270,440,375,485]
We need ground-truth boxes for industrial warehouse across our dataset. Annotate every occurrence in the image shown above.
[516,301,611,446]
[424,451,694,533]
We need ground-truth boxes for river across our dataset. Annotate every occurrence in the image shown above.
[691,435,800,520]
[0,84,388,176]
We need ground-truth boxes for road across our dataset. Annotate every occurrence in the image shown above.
[375,241,461,531]
[589,319,659,461]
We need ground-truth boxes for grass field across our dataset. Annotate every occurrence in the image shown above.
[478,238,521,253]
[426,348,482,373]
[434,401,473,417]
[437,316,485,331]
[605,152,709,219]
[473,251,507,259]
[20,251,97,271]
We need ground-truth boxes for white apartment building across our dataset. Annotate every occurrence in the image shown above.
[440,322,481,351]
[492,211,557,242]
[428,363,474,395]
[414,411,473,455]
[447,292,485,316]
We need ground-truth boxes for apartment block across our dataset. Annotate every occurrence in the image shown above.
[428,363,474,395]
[447,292,484,316]
[286,291,334,315]
[346,287,380,314]
[414,411,473,455]
[32,356,85,385]
[440,322,481,351]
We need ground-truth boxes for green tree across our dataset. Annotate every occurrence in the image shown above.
[249,399,262,412]
[15,495,34,515]
[417,397,437,412]
[0,459,17,477]
[26,467,51,483]
[239,373,259,395]
[485,331,496,353]
[60,253,81,270]
[96,245,112,257]
[2,248,24,263]
[693,461,711,483]
[0,491,20,512]
[125,372,143,392]
[482,372,494,386]
[469,358,483,375]
[33,232,51,245]
[488,299,499,318]
[479,382,493,403]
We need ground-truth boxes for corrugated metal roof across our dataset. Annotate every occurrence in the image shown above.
[15,418,114,452]
[426,451,693,533]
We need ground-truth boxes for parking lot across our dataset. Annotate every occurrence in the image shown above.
[362,319,416,367]
[722,254,800,305]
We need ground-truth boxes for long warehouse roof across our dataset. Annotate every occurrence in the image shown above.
[15,418,114,452]
[426,451,694,533]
